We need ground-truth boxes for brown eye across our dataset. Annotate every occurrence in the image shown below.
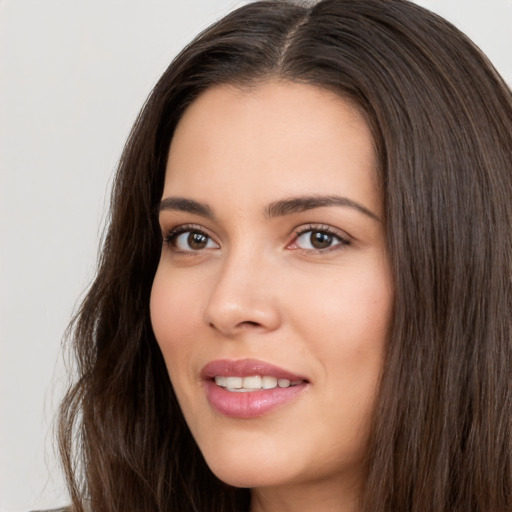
[170,230,219,251]
[188,232,209,250]
[293,228,349,252]
[310,231,333,249]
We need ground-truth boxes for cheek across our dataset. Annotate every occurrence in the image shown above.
[149,267,202,370]
[289,261,392,348]
[288,260,392,408]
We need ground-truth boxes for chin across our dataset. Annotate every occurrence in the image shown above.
[207,458,294,489]
[210,466,271,489]
[198,433,300,488]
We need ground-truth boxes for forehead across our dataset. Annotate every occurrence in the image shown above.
[164,81,380,216]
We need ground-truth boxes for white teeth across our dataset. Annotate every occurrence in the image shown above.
[225,376,242,389]
[214,375,303,391]
[214,376,227,387]
[278,378,291,388]
[262,376,278,389]
[243,375,262,389]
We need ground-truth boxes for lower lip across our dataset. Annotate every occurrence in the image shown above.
[204,380,308,419]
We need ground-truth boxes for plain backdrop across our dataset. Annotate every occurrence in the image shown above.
[1,1,511,511]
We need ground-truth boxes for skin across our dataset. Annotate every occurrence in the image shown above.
[150,81,393,512]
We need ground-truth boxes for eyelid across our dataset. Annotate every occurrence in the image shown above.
[161,222,351,254]
[162,223,220,251]
[288,224,351,252]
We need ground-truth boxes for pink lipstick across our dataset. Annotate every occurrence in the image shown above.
[201,359,309,419]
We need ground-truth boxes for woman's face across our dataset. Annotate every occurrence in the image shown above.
[150,81,393,503]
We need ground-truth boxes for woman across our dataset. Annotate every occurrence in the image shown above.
[57,1,512,511]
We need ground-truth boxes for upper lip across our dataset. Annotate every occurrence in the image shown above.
[201,358,308,382]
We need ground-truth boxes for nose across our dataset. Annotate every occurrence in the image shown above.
[203,249,282,337]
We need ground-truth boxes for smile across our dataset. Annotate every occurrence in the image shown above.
[214,375,305,391]
[202,359,310,418]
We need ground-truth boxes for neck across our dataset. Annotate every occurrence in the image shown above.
[249,474,361,512]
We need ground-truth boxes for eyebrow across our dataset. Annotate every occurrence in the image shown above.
[158,194,380,222]
[265,195,380,222]
[158,197,214,218]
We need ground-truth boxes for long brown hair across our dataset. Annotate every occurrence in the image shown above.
[58,1,512,511]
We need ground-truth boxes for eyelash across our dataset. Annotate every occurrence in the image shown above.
[162,223,350,254]
[162,224,217,253]
[291,224,350,253]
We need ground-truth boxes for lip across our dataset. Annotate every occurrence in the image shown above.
[201,359,309,419]
[201,358,307,381]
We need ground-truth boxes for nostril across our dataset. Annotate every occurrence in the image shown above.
[208,320,261,332]
[240,321,261,328]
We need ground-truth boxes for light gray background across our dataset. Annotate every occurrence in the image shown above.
[1,1,511,511]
